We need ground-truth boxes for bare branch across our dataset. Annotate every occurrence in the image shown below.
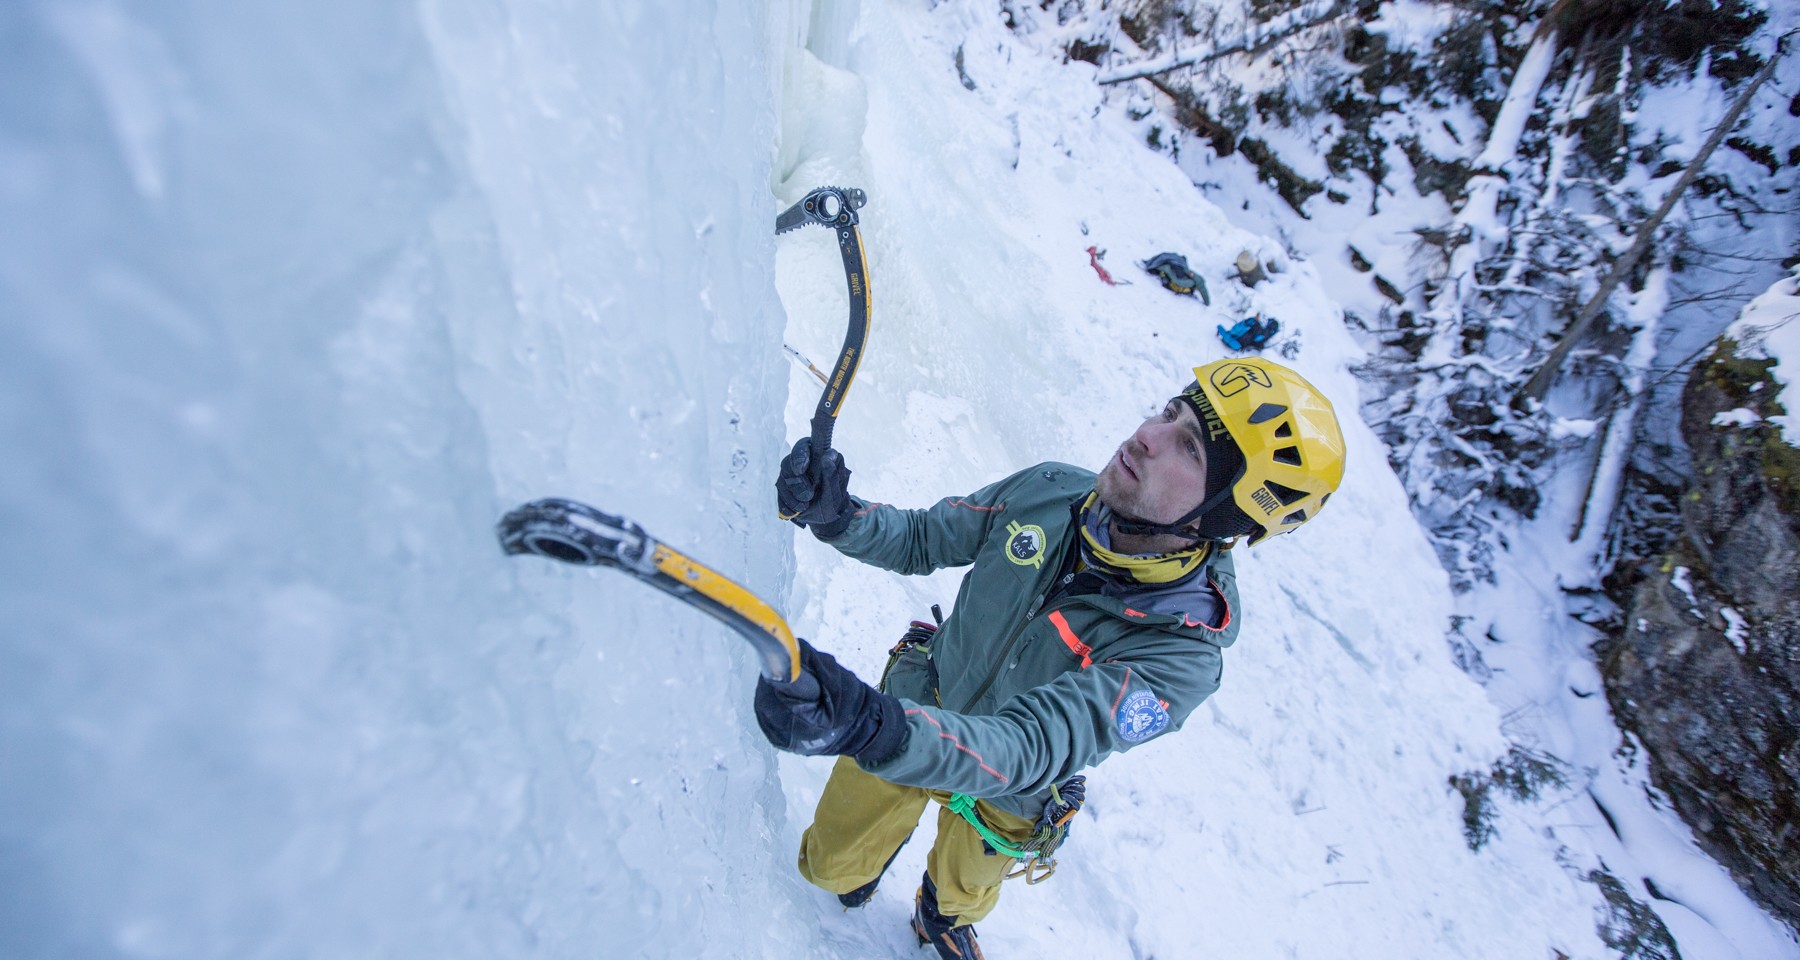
[1097,1,1349,85]
[1521,41,1790,401]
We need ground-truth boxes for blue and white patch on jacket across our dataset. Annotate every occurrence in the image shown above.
[1115,689,1171,743]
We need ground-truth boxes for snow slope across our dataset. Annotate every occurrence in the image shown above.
[1729,272,1800,443]
[773,3,1796,958]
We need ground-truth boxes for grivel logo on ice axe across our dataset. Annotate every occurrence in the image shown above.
[495,186,870,699]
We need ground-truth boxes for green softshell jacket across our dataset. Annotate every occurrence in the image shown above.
[827,462,1240,822]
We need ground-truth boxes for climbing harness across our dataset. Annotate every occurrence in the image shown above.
[885,601,1086,885]
[947,774,1087,884]
[879,604,943,692]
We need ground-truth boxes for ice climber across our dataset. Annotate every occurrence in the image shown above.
[757,356,1346,958]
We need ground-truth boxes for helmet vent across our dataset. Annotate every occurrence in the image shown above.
[1281,509,1308,525]
[1265,480,1308,506]
[1248,403,1288,425]
[1272,445,1303,466]
[1273,421,1294,438]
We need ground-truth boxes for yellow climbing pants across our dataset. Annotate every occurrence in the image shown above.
[797,755,1037,922]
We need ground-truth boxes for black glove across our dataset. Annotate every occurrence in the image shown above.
[775,438,854,539]
[755,640,907,767]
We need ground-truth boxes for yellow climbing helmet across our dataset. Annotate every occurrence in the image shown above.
[1181,357,1345,544]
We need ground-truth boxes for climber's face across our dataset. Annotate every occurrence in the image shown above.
[1096,399,1211,529]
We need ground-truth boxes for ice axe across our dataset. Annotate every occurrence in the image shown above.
[496,498,818,697]
[773,185,870,515]
[493,188,872,693]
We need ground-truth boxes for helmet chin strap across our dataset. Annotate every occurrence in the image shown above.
[1109,483,1238,543]
[1108,515,1206,542]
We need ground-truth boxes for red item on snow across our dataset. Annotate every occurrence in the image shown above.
[1086,245,1119,286]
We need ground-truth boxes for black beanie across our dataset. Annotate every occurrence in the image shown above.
[1177,384,1258,540]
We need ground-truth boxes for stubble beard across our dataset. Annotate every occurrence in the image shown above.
[1095,449,1159,525]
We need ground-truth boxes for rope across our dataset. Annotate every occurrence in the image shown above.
[946,793,1031,859]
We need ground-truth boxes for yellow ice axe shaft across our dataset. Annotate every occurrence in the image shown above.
[497,498,812,692]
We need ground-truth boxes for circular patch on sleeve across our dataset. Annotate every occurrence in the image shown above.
[1115,689,1170,743]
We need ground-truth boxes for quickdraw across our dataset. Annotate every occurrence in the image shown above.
[774,186,872,517]
[947,775,1086,885]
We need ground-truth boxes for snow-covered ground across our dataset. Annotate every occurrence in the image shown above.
[4,1,1795,958]
[1729,273,1800,443]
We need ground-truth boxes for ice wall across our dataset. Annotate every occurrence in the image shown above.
[1,2,813,956]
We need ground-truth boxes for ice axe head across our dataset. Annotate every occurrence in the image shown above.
[497,499,649,569]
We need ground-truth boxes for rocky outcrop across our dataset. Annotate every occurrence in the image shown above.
[1599,340,1800,927]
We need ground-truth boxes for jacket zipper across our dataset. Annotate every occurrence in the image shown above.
[955,538,1084,712]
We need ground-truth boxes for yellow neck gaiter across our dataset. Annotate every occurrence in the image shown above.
[1076,492,1212,585]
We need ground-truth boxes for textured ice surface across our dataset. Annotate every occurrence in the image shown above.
[2,2,809,957]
